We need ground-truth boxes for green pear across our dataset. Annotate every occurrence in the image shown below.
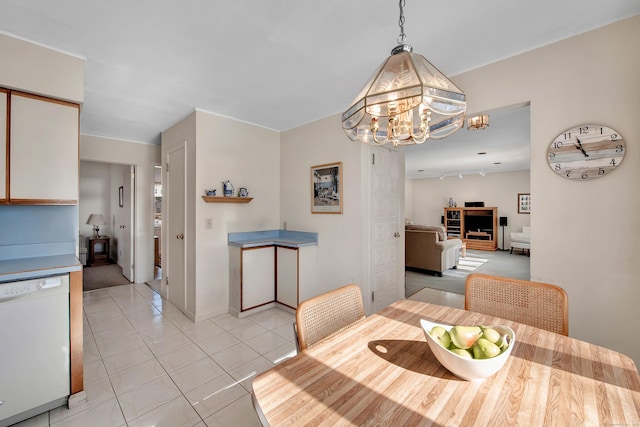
[429,326,451,349]
[449,348,473,359]
[495,334,510,351]
[480,326,501,344]
[472,338,502,359]
[449,326,482,350]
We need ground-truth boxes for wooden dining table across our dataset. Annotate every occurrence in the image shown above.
[252,300,640,426]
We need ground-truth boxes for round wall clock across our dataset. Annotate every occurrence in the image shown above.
[547,124,625,180]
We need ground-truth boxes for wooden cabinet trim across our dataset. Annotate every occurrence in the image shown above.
[240,246,276,312]
[1,89,8,202]
[69,270,84,394]
[2,87,80,205]
[275,245,299,309]
[10,89,80,109]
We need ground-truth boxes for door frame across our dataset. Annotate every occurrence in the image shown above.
[163,143,187,310]
[78,160,136,283]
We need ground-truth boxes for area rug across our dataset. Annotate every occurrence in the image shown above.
[83,264,131,291]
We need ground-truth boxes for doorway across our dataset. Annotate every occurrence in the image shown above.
[150,165,162,293]
[79,161,135,288]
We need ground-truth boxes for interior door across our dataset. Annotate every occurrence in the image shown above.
[371,146,403,313]
[166,144,186,312]
[119,165,135,281]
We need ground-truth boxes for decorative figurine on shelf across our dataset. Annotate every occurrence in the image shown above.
[222,180,234,197]
[205,189,216,196]
[448,197,455,207]
[238,187,249,198]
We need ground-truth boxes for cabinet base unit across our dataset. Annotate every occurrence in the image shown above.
[228,230,318,318]
[229,245,275,318]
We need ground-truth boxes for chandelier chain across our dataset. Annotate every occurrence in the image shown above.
[397,0,406,45]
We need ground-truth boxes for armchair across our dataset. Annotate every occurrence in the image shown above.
[510,226,530,255]
[405,225,462,276]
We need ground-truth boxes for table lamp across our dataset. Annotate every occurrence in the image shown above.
[86,214,106,238]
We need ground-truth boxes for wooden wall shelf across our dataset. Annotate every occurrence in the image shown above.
[202,196,253,203]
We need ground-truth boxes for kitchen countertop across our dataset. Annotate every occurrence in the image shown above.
[0,254,82,282]
[228,230,318,248]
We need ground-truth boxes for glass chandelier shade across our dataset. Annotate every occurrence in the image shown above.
[342,45,466,147]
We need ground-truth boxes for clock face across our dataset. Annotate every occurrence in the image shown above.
[547,124,625,180]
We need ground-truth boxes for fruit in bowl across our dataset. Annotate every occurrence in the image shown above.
[420,319,515,381]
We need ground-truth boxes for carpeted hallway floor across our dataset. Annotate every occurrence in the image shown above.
[83,263,131,291]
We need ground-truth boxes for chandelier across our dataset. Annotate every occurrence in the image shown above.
[467,114,489,130]
[342,0,466,147]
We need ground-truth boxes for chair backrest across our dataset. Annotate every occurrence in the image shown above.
[465,273,568,336]
[295,284,365,351]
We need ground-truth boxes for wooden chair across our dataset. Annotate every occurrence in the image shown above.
[465,273,568,336]
[294,283,365,352]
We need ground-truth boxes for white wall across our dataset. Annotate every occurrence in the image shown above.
[79,161,113,238]
[285,16,639,365]
[449,16,640,364]
[194,111,281,320]
[0,32,83,103]
[80,134,161,284]
[280,115,366,302]
[407,170,531,249]
[161,110,281,321]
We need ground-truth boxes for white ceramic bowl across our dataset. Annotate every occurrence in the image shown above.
[420,319,515,381]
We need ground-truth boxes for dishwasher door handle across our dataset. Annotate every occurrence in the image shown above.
[39,277,62,290]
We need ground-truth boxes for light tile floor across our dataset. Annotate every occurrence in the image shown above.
[13,283,462,427]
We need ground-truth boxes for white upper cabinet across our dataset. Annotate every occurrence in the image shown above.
[0,90,7,201]
[9,92,79,204]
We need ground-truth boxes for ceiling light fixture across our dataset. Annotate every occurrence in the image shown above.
[440,174,445,180]
[479,170,486,176]
[458,172,463,179]
[341,0,466,147]
[468,114,489,130]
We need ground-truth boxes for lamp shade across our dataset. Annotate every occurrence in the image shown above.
[86,214,106,226]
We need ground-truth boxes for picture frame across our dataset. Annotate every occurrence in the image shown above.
[119,186,124,208]
[517,193,530,214]
[311,162,343,214]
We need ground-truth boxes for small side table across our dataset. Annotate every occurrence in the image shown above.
[88,236,110,267]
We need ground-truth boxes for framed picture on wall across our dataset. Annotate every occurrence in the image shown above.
[119,186,124,207]
[311,162,343,214]
[518,193,530,214]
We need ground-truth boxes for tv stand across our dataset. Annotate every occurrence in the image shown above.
[445,207,498,251]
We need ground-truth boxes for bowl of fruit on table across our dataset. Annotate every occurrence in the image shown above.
[420,319,515,381]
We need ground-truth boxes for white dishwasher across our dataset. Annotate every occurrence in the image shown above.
[0,275,70,427]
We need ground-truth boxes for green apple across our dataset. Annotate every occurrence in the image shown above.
[449,326,483,350]
[429,326,451,349]
[472,338,502,359]
[480,326,501,344]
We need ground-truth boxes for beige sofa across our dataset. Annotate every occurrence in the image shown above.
[405,225,462,276]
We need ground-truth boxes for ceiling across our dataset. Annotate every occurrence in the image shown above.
[404,104,531,179]
[1,1,638,175]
